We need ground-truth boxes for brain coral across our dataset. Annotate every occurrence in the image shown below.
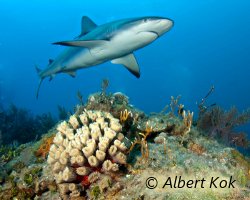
[47,110,130,198]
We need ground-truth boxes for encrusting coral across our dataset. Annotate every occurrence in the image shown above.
[47,109,131,198]
[35,135,55,159]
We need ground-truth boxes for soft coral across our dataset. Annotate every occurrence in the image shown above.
[197,106,250,148]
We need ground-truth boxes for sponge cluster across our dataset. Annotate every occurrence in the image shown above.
[47,110,128,198]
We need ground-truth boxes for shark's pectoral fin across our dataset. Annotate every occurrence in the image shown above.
[111,53,140,78]
[65,71,76,78]
[53,40,108,49]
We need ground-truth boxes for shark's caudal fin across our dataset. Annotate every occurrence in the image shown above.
[111,53,140,78]
[36,78,44,99]
[35,66,44,99]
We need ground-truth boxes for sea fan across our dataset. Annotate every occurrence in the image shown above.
[197,106,250,148]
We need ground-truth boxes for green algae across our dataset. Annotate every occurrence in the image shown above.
[91,185,101,199]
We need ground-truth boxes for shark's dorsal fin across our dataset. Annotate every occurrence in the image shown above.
[111,53,140,78]
[81,16,97,35]
[49,59,54,65]
[53,40,108,49]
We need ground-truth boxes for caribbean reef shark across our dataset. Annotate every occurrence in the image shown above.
[36,16,174,98]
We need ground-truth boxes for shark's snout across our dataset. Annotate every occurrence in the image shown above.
[161,18,174,28]
[139,17,174,37]
[155,18,174,36]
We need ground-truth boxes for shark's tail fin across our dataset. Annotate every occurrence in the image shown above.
[36,78,44,99]
[35,65,44,99]
[36,65,43,76]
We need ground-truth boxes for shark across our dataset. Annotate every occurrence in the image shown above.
[36,16,174,98]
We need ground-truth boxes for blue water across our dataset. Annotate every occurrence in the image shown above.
[0,0,250,133]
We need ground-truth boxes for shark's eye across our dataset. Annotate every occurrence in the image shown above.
[143,19,149,23]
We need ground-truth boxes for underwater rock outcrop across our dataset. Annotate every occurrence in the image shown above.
[47,109,130,199]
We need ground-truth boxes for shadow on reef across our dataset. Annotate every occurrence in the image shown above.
[0,81,249,199]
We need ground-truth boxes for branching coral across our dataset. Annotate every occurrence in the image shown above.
[182,110,194,135]
[47,110,131,199]
[197,85,215,115]
[120,109,132,124]
[101,79,109,95]
[170,95,181,116]
[160,95,181,115]
[77,90,84,106]
[159,95,194,137]
[128,123,153,163]
[173,109,194,137]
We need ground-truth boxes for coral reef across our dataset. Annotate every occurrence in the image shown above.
[82,90,144,121]
[47,109,131,199]
[0,132,60,199]
[0,91,249,200]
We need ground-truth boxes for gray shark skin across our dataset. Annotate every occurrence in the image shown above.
[36,16,174,98]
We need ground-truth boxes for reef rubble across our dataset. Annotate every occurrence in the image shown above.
[0,91,249,200]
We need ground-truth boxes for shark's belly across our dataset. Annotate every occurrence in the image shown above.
[58,30,158,70]
[90,31,158,60]
[62,48,103,70]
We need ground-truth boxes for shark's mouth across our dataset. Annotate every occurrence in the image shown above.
[147,31,159,37]
[137,31,159,38]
